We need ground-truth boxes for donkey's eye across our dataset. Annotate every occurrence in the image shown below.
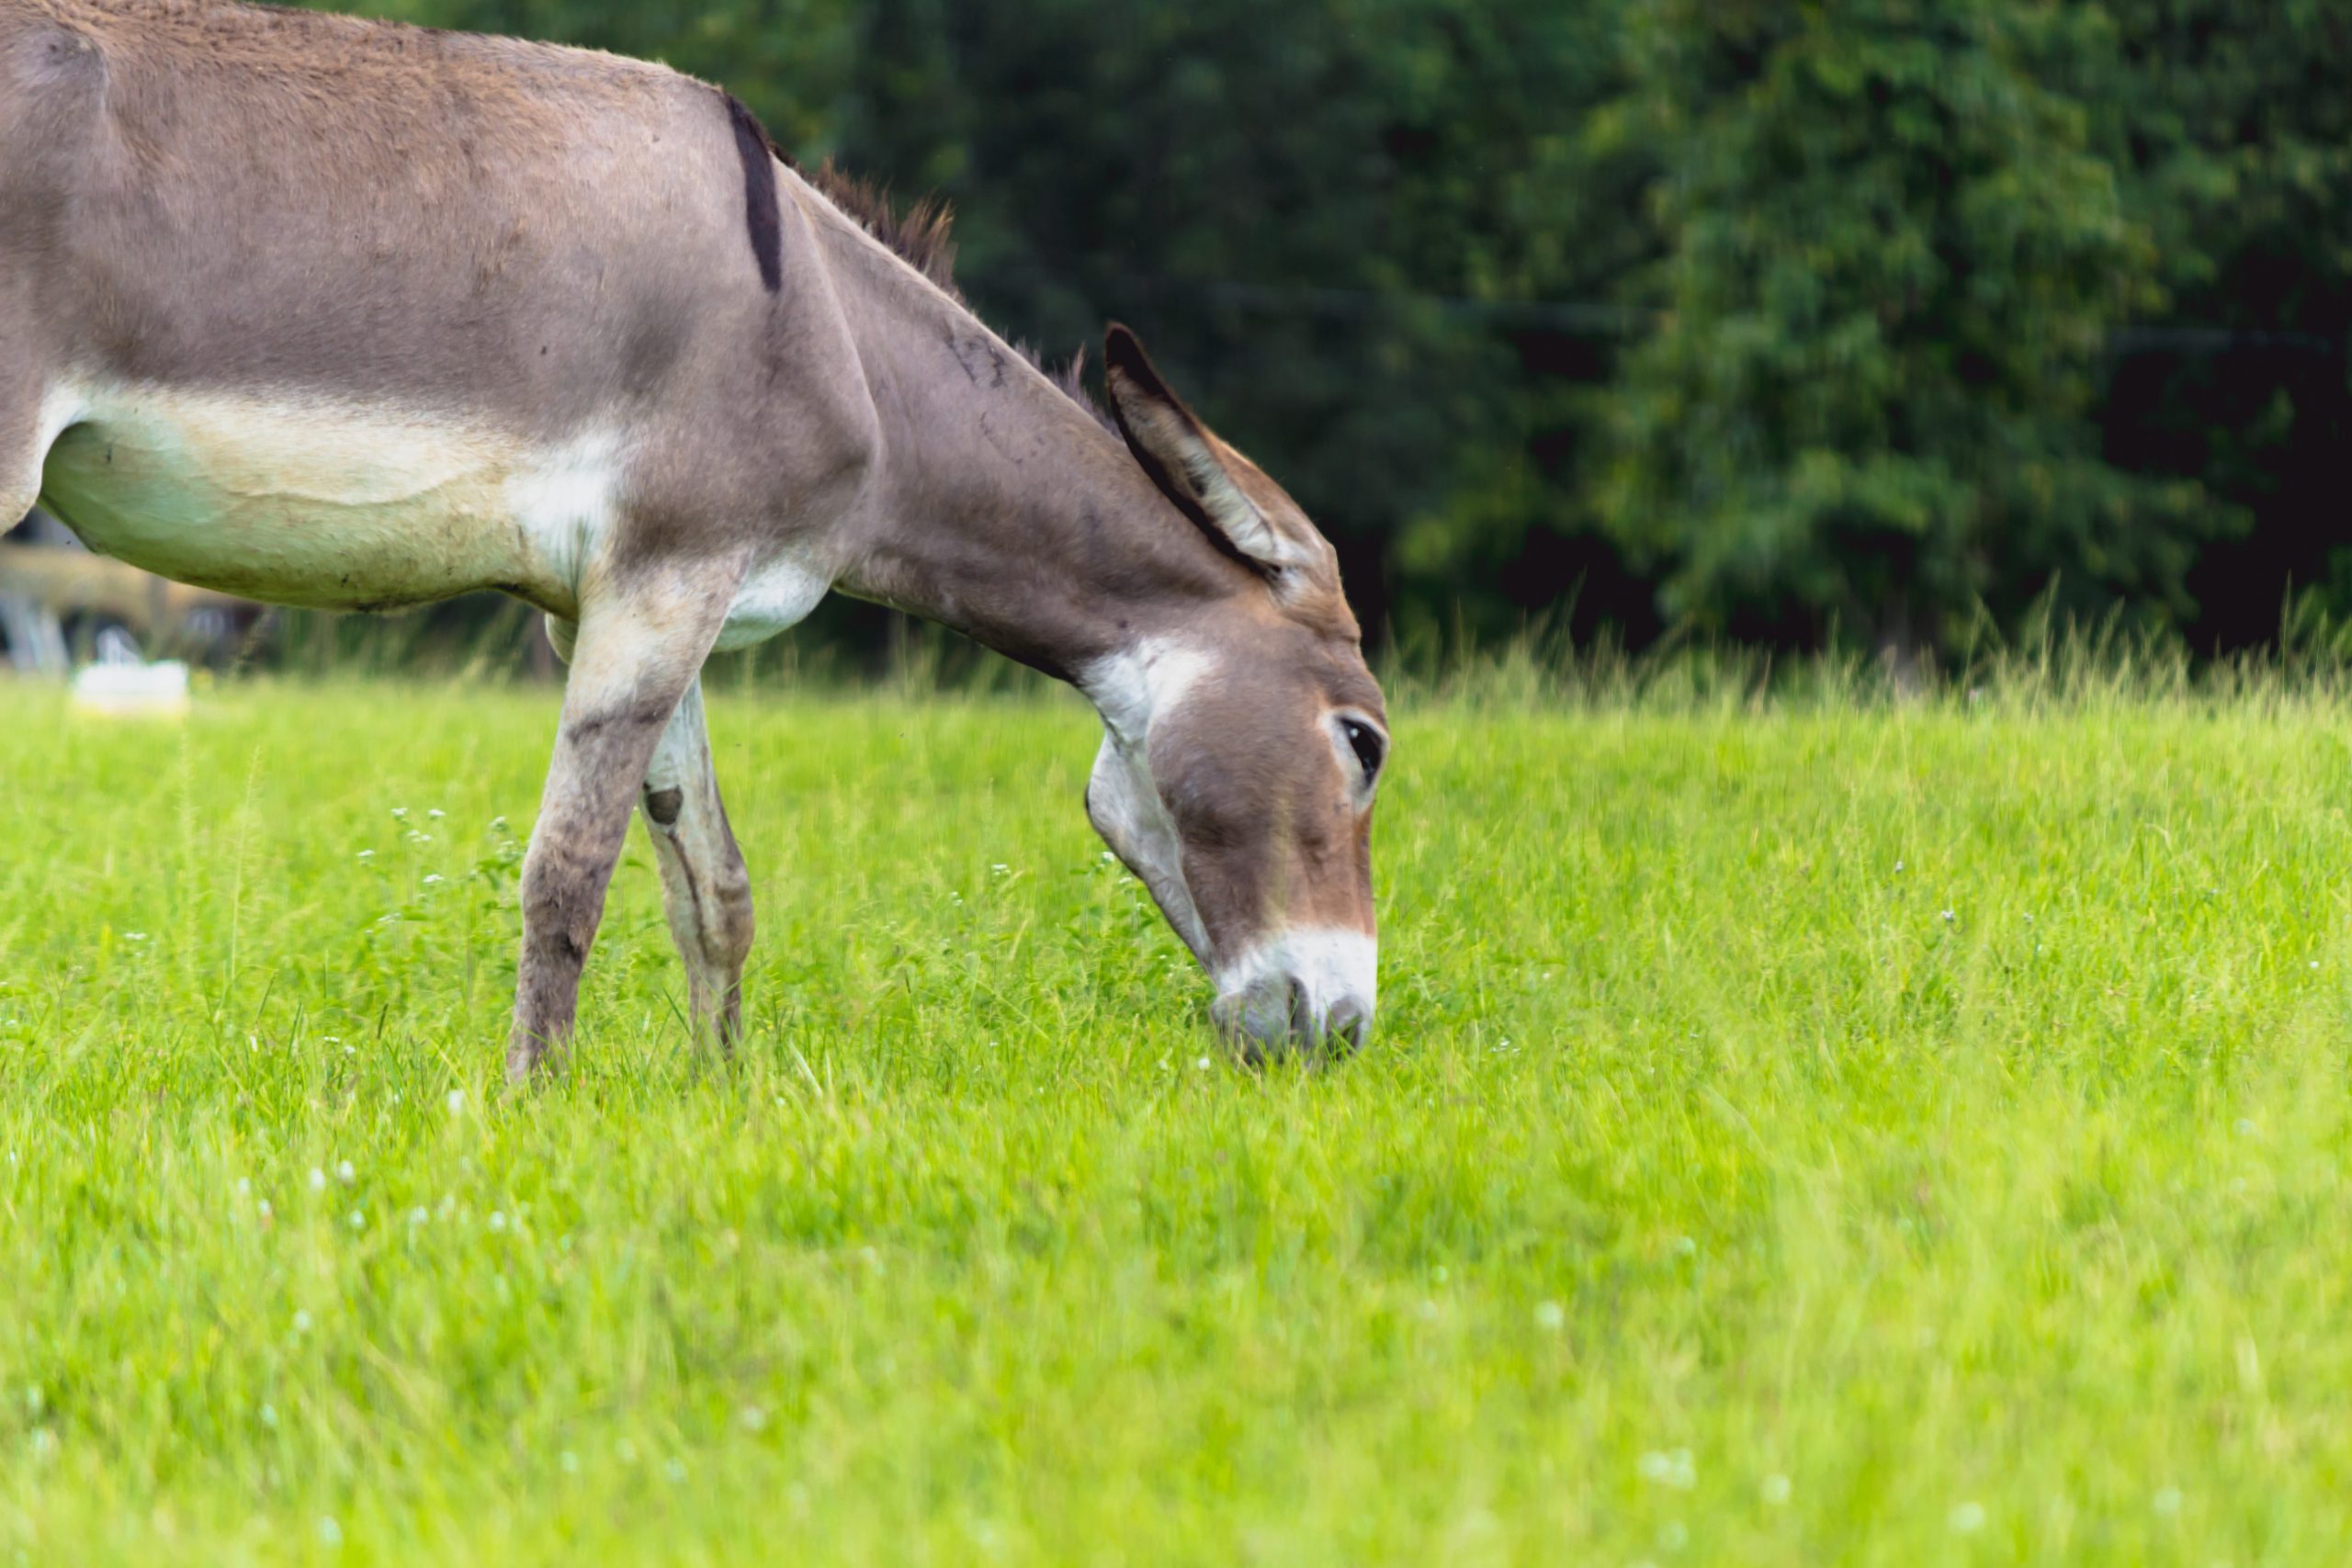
[1341,719,1386,784]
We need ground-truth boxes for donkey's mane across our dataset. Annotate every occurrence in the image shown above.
[795,156,1113,429]
[721,96,1114,434]
[796,157,963,300]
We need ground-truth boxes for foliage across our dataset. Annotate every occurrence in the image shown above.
[1598,1,2210,653]
[2089,0,2352,650]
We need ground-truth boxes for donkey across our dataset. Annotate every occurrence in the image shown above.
[1,0,1389,1077]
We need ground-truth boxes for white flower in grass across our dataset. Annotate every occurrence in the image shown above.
[740,1405,768,1433]
[390,807,408,821]
[348,1210,365,1231]
[1760,1473,1791,1506]
[1948,1501,1985,1534]
[447,1089,467,1115]
[308,1168,325,1192]
[259,1403,278,1429]
[356,850,375,862]
[1941,909,1956,923]
[336,1160,355,1184]
[291,1310,312,1335]
[1639,1450,1696,1489]
[125,931,147,942]
[257,1199,273,1220]
[410,1208,429,1227]
[1195,1056,1212,1072]
[428,808,446,821]
[1533,1301,1565,1331]
[317,1517,342,1549]
[489,1212,507,1232]
[236,1178,251,1196]
[423,874,446,887]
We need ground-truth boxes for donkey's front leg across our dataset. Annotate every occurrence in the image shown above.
[639,678,756,1052]
[509,564,742,1081]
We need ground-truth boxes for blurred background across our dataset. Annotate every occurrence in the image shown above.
[7,0,2348,675]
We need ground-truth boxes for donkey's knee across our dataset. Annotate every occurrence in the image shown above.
[705,835,756,977]
[508,834,605,1075]
[517,837,601,967]
[643,782,755,973]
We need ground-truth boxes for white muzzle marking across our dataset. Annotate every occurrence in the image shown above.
[1214,926,1378,1052]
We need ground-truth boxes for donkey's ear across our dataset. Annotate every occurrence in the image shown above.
[1103,323,1305,575]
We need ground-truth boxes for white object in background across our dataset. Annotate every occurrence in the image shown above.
[71,660,191,716]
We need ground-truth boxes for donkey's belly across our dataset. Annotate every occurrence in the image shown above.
[38,386,587,614]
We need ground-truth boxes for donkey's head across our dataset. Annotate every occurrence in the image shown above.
[1082,326,1389,1058]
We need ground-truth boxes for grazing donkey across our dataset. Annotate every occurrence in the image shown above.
[1,0,1390,1077]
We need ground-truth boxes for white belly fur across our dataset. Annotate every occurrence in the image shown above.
[714,552,831,650]
[37,383,600,613]
[36,382,835,644]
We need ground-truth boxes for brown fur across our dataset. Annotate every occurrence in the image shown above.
[1,0,1386,1072]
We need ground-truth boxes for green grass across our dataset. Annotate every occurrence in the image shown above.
[6,674,2352,1563]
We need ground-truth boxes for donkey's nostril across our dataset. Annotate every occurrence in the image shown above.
[1286,976,1312,1042]
[1326,998,1369,1053]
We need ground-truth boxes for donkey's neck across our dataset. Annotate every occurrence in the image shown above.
[824,235,1240,683]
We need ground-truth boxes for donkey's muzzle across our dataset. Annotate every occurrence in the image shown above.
[1214,965,1374,1061]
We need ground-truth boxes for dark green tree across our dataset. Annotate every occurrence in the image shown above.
[2089,0,2352,649]
[1600,0,2211,658]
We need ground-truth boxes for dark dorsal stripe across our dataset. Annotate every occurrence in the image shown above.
[710,89,1112,429]
[722,93,784,294]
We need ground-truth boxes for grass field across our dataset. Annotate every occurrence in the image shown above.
[5,671,2352,1563]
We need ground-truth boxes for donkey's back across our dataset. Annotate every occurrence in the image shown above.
[2,0,830,615]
